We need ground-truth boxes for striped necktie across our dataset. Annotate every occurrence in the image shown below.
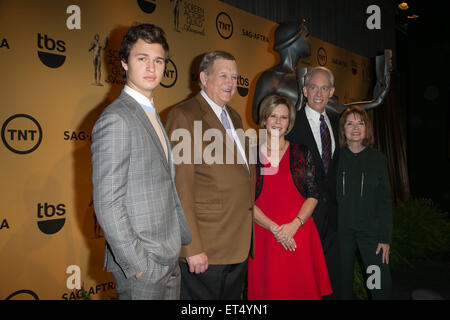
[320,114,331,174]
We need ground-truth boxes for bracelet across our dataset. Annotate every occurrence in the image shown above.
[295,216,304,227]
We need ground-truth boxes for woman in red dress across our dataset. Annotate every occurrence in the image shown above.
[248,94,332,300]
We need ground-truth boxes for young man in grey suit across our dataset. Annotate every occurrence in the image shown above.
[91,24,191,300]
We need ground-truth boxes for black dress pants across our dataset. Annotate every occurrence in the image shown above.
[339,227,392,300]
[179,259,248,300]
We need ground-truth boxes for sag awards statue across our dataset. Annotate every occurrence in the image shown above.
[252,19,392,122]
[89,34,109,86]
[170,0,182,32]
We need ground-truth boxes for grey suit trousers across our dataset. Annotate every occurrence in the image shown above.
[112,258,180,300]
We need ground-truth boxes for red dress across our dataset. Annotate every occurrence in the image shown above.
[248,145,332,300]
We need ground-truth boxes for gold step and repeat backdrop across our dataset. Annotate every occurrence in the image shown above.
[0,0,373,300]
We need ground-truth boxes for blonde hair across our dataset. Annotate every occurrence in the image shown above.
[258,94,296,135]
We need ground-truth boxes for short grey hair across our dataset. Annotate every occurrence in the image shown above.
[198,51,236,87]
[304,66,335,88]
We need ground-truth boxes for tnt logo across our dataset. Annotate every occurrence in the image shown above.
[1,114,42,154]
[37,202,66,235]
[216,12,233,39]
[160,59,178,88]
[37,33,66,68]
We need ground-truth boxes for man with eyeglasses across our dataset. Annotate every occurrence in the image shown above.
[286,66,341,299]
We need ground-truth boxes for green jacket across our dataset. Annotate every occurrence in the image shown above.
[336,147,392,244]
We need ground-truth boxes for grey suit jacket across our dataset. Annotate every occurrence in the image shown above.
[91,91,191,279]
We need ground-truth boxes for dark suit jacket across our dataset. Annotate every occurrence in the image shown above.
[165,93,255,265]
[286,106,339,247]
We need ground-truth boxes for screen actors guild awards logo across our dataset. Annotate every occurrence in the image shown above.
[171,0,205,36]
[89,34,109,86]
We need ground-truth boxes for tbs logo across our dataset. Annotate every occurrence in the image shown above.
[37,33,66,68]
[37,202,66,235]
[137,0,156,14]
[237,75,249,97]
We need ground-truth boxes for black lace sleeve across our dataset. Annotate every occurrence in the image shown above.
[304,147,320,200]
[289,143,320,200]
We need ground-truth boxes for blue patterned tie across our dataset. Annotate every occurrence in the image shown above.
[220,109,231,130]
[221,108,249,171]
[221,108,238,148]
[320,114,331,174]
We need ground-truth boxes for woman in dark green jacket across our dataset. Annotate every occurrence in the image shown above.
[336,106,392,299]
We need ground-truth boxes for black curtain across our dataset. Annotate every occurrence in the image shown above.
[219,0,396,59]
[372,72,411,203]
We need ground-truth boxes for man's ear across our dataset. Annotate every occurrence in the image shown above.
[302,86,308,98]
[199,71,208,88]
[121,60,128,72]
[329,87,335,98]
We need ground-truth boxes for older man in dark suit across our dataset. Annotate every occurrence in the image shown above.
[286,66,341,299]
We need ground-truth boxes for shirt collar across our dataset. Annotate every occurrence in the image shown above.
[123,85,155,113]
[305,104,327,122]
[200,89,226,119]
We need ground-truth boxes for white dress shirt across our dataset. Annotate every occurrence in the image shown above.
[200,90,248,168]
[305,104,336,158]
[123,85,168,161]
[124,85,154,110]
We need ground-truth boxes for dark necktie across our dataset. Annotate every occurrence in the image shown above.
[320,114,331,174]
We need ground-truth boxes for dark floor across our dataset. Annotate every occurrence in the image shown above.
[392,259,450,300]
